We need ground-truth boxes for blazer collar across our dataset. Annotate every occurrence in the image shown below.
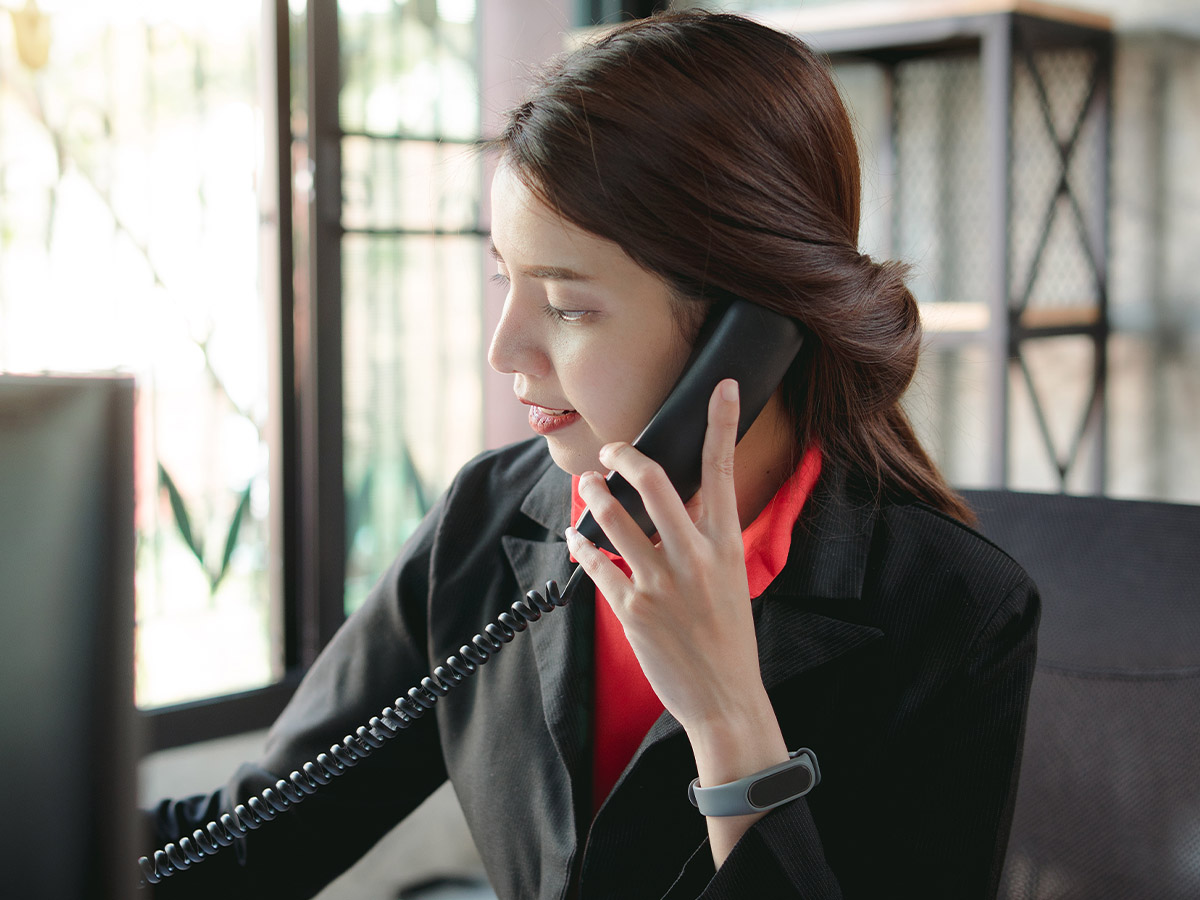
[518,456,574,534]
[502,460,590,797]
[763,463,880,604]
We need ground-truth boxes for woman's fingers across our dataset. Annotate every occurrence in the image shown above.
[700,379,741,534]
[591,441,697,553]
[564,524,633,602]
[574,469,660,572]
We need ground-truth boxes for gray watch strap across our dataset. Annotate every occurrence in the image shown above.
[687,748,820,817]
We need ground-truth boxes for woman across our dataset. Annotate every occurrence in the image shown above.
[146,11,1038,898]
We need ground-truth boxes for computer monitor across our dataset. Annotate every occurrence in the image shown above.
[0,374,139,900]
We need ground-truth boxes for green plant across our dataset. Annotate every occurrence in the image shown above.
[158,462,253,595]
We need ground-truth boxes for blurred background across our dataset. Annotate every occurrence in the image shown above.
[0,0,1195,897]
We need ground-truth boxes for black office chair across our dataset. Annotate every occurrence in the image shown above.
[962,490,1200,900]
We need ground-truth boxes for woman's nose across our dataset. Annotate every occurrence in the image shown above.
[487,293,549,377]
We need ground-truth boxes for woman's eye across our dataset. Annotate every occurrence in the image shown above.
[543,305,589,323]
[490,272,510,288]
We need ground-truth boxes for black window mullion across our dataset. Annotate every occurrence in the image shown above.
[272,0,300,676]
[301,0,347,667]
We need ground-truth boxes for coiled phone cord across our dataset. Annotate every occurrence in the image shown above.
[137,565,589,887]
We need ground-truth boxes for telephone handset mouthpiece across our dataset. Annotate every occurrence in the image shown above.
[574,299,805,553]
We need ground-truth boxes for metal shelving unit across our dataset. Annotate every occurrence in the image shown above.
[761,0,1114,491]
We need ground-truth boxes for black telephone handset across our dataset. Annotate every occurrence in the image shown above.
[137,299,805,887]
[575,298,805,552]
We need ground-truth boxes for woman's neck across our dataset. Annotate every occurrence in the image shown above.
[732,389,797,530]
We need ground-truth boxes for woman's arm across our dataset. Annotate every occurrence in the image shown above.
[683,697,790,864]
[142,496,451,898]
[566,379,790,867]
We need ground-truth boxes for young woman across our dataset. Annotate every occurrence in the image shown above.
[146,11,1038,899]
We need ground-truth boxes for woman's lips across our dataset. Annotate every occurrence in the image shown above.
[525,403,581,435]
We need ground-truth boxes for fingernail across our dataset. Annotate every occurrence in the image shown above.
[579,470,600,488]
[722,380,739,402]
[597,443,616,464]
[565,525,593,549]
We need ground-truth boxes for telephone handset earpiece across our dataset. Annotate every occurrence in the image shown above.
[136,299,805,886]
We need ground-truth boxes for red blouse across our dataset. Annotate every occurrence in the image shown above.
[570,446,823,812]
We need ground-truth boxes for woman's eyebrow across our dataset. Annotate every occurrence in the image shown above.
[488,240,592,282]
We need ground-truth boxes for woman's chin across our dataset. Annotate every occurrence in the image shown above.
[544,437,602,478]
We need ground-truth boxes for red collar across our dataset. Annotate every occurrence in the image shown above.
[741,444,823,595]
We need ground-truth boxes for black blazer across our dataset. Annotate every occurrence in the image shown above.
[147,438,1039,899]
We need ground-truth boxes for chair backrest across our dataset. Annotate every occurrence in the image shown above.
[962,490,1200,900]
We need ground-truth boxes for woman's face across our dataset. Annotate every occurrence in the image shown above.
[488,163,694,476]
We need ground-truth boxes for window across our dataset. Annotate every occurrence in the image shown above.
[337,0,485,615]
[0,0,487,750]
[0,2,278,714]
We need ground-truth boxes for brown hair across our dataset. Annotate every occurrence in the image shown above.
[492,10,973,523]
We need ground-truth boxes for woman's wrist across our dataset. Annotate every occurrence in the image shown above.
[683,690,790,867]
[683,690,790,791]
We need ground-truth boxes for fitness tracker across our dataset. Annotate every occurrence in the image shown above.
[687,748,820,817]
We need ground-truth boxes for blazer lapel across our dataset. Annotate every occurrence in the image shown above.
[754,465,886,691]
[501,463,594,791]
